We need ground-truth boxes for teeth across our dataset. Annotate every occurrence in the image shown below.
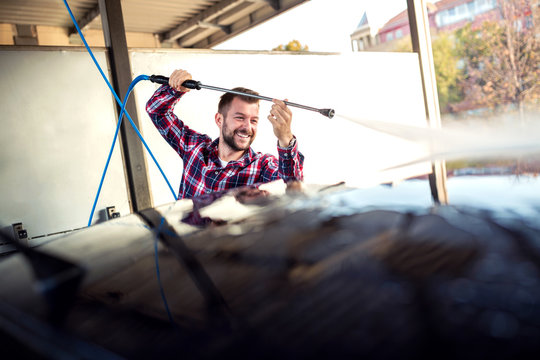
[237,133,249,138]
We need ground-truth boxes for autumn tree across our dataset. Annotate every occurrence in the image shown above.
[455,0,540,117]
[272,39,309,51]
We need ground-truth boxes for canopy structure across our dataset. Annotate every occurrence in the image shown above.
[0,0,309,48]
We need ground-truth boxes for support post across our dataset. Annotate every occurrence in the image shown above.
[407,0,448,205]
[98,0,153,212]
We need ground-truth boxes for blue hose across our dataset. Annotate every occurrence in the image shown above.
[86,74,178,226]
[63,0,179,327]
[61,0,178,225]
[154,217,177,326]
[87,75,147,227]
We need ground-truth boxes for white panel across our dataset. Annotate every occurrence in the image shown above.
[0,50,130,241]
[131,50,431,206]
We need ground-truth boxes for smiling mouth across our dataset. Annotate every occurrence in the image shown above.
[236,132,251,139]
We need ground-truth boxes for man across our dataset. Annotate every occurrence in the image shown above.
[146,69,304,200]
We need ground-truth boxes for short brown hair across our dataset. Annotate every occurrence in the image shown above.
[218,87,259,115]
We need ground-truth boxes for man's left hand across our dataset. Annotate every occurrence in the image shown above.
[268,99,293,147]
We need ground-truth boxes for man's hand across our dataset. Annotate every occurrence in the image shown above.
[268,99,293,147]
[169,69,192,93]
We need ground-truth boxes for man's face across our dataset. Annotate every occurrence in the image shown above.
[220,97,259,152]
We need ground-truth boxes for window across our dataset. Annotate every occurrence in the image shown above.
[386,32,394,41]
[475,0,496,13]
[396,29,403,39]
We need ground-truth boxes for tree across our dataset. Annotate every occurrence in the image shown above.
[455,0,540,117]
[431,33,464,112]
[272,39,309,52]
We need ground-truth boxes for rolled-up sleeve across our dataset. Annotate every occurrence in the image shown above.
[260,136,304,182]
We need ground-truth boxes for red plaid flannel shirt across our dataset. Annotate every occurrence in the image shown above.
[146,85,304,199]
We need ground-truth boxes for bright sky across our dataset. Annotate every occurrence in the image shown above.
[213,0,408,53]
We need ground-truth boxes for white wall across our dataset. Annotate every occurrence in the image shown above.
[0,49,130,243]
[131,49,430,206]
[0,48,431,245]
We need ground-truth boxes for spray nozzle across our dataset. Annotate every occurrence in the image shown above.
[319,108,335,119]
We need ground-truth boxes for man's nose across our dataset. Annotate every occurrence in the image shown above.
[239,118,252,129]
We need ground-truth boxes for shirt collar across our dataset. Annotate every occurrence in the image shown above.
[210,138,256,166]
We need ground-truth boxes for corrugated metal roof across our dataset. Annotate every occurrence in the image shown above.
[0,0,309,48]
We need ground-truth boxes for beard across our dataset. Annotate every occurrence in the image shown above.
[221,117,255,152]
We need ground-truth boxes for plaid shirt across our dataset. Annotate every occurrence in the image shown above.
[146,85,304,199]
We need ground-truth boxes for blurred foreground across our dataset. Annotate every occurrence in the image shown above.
[0,180,539,359]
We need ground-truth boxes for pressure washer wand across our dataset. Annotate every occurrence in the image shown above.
[149,75,335,119]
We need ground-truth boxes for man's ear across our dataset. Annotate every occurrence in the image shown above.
[215,113,223,128]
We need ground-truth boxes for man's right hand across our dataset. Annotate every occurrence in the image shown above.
[169,69,193,93]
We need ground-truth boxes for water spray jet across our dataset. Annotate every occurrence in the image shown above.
[149,75,335,119]
[335,112,540,173]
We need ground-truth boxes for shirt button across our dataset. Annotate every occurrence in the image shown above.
[215,171,219,175]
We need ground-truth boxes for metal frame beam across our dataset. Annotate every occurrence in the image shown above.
[13,24,38,45]
[68,4,100,36]
[407,0,448,205]
[197,20,232,34]
[179,0,304,49]
[162,0,244,42]
[98,0,153,212]
[248,0,280,10]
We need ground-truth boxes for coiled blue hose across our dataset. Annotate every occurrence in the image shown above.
[60,0,177,225]
[87,75,178,227]
[88,75,142,226]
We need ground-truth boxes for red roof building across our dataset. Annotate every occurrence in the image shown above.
[351,0,501,51]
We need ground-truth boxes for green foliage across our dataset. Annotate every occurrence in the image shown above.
[432,33,464,112]
[455,23,494,65]
[272,39,309,52]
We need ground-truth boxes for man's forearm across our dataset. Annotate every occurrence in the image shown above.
[145,84,189,156]
[146,85,185,126]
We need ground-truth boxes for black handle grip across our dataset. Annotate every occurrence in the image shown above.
[182,80,201,90]
[149,75,201,90]
[149,75,169,84]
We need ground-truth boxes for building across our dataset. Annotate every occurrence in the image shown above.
[376,2,437,48]
[351,0,500,52]
[350,12,374,51]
